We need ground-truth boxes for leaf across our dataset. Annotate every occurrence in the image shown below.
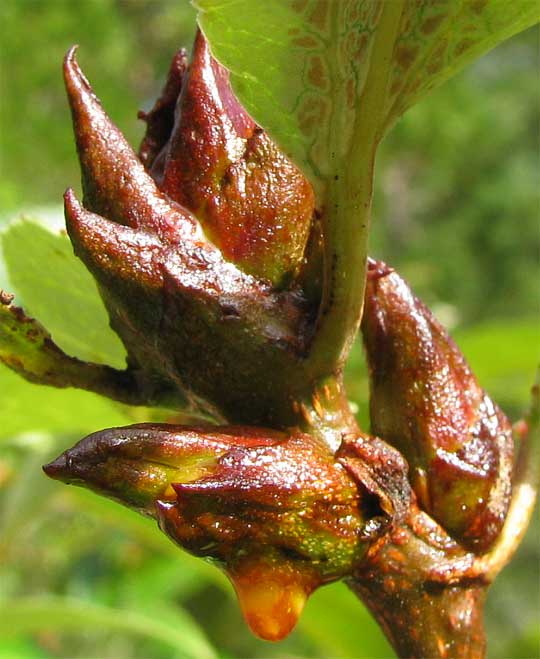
[196,1,539,182]
[66,487,231,595]
[300,581,394,658]
[0,596,217,659]
[196,0,400,189]
[0,364,128,439]
[1,218,126,368]
[0,638,49,659]
[195,1,406,373]
[0,299,143,407]
[454,320,539,410]
[383,1,540,131]
[120,555,213,605]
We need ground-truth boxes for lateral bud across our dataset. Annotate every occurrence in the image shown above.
[44,423,392,640]
[361,258,514,551]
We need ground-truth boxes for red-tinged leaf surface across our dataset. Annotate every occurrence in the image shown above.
[138,48,189,173]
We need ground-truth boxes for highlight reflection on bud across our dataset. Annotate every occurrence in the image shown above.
[44,424,385,640]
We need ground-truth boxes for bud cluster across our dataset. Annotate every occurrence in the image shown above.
[17,28,522,653]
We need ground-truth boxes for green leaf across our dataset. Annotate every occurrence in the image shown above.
[1,218,126,368]
[0,638,49,659]
[454,319,539,412]
[300,581,394,658]
[196,1,539,182]
[0,596,217,659]
[67,487,231,592]
[383,1,540,131]
[196,0,402,190]
[0,364,128,439]
[119,555,212,605]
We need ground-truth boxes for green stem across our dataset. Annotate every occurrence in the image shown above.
[0,297,179,408]
[237,370,359,454]
[479,377,540,581]
[293,374,360,453]
[307,1,405,379]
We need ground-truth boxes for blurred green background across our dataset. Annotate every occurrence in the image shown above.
[0,1,538,658]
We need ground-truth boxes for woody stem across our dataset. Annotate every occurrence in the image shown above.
[347,508,488,659]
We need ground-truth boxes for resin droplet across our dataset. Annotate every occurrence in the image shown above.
[228,555,318,641]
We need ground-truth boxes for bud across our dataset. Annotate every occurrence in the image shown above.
[62,44,312,425]
[43,423,273,513]
[361,259,513,551]
[44,424,392,640]
[139,31,315,286]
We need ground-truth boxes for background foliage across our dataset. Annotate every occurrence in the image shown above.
[0,1,538,658]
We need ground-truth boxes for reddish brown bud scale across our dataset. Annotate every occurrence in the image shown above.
[44,423,394,640]
[62,44,316,426]
[43,423,282,510]
[361,259,513,551]
[139,30,315,286]
[138,48,189,173]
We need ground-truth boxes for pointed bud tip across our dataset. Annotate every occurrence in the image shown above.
[64,44,79,65]
[63,45,91,97]
[63,188,96,244]
[63,187,78,211]
[367,257,393,279]
[42,454,69,481]
[64,187,90,233]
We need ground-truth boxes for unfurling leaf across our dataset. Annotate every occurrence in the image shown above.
[361,259,514,551]
[194,0,540,381]
[44,424,396,640]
